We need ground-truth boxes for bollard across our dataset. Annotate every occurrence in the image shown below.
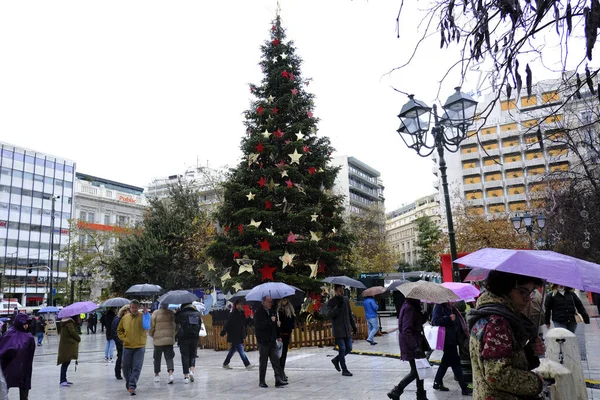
[533,359,574,400]
[544,328,588,400]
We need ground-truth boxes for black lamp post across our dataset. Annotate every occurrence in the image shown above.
[511,212,546,249]
[397,87,478,282]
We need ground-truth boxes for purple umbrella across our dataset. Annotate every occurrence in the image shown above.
[57,301,99,318]
[455,248,600,293]
[463,268,489,282]
[442,282,480,301]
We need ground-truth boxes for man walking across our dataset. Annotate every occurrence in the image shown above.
[103,308,116,363]
[220,300,252,369]
[175,303,201,383]
[117,300,150,396]
[363,295,379,345]
[327,284,356,377]
[254,296,287,388]
[149,304,176,384]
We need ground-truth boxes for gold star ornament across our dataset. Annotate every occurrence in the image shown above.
[279,250,296,269]
[249,219,262,228]
[307,261,319,278]
[310,214,318,222]
[310,231,321,242]
[232,282,243,292]
[246,191,256,201]
[288,149,303,164]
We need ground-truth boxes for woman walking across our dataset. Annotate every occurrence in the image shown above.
[544,284,590,333]
[468,270,546,399]
[103,308,116,363]
[112,305,130,380]
[221,300,252,369]
[277,297,296,380]
[0,313,36,399]
[57,314,81,387]
[387,298,430,400]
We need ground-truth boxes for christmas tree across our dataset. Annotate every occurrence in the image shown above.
[206,15,352,299]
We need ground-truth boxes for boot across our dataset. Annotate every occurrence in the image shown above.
[416,388,429,400]
[386,386,402,400]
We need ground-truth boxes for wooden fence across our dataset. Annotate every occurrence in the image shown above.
[199,316,368,351]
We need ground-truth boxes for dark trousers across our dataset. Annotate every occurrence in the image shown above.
[8,388,29,400]
[280,334,291,371]
[223,343,250,366]
[60,360,71,383]
[115,344,123,377]
[122,347,145,390]
[258,342,284,384]
[332,337,352,372]
[434,345,467,390]
[397,359,424,392]
[153,345,175,374]
[179,338,197,375]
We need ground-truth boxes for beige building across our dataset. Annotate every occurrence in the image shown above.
[386,194,441,266]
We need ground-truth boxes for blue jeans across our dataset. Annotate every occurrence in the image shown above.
[105,339,114,359]
[122,348,145,390]
[333,337,353,372]
[36,332,44,345]
[367,318,379,342]
[223,343,250,367]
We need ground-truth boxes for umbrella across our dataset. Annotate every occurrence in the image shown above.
[442,282,480,301]
[464,268,489,282]
[322,276,367,289]
[229,290,251,303]
[58,301,99,318]
[361,286,387,297]
[386,280,410,291]
[100,298,131,308]
[399,281,460,303]
[158,290,199,305]
[455,248,600,293]
[125,284,163,297]
[246,282,296,302]
[38,306,60,313]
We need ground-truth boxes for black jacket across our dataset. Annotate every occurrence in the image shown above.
[175,305,202,341]
[111,316,122,347]
[221,309,248,345]
[254,307,280,344]
[278,311,295,336]
[327,295,357,339]
[544,290,589,325]
[104,311,116,340]
[432,303,459,348]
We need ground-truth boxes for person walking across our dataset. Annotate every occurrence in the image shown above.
[0,313,36,399]
[327,284,357,377]
[431,302,472,395]
[544,284,590,333]
[35,315,46,346]
[103,308,117,363]
[363,295,379,345]
[112,305,130,380]
[57,314,81,387]
[468,270,546,399]
[221,300,252,369]
[99,311,106,334]
[276,297,295,379]
[387,298,430,400]
[175,303,201,383]
[255,296,287,388]
[149,303,176,384]
[117,300,151,396]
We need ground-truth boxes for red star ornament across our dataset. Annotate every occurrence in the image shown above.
[308,167,317,175]
[272,38,280,46]
[237,224,244,234]
[286,231,297,243]
[291,88,298,95]
[257,106,265,114]
[289,73,295,80]
[264,200,273,210]
[273,128,284,138]
[259,264,276,281]
[285,179,293,188]
[233,251,241,259]
[318,260,326,273]
[303,145,310,153]
[307,111,313,118]
[272,107,279,114]
[271,25,276,31]
[258,238,271,251]
[255,142,264,153]
[281,70,289,78]
[257,176,267,188]
[224,225,231,234]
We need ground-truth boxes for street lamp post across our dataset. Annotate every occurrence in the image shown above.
[48,196,60,307]
[396,87,478,282]
[511,212,546,249]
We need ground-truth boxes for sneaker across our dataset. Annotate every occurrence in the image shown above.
[462,387,473,395]
[104,357,109,363]
[110,358,114,363]
[168,374,174,384]
[128,388,136,396]
[331,358,341,372]
[342,370,353,377]
[66,382,73,385]
[153,375,160,383]
[60,382,70,387]
[222,364,232,369]
[189,372,195,382]
[183,378,190,384]
[245,364,254,370]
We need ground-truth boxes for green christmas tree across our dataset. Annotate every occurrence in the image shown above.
[206,15,352,297]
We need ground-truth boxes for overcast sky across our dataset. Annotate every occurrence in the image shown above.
[0,1,499,212]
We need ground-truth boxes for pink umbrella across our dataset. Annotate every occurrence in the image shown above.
[464,268,489,282]
[442,282,480,301]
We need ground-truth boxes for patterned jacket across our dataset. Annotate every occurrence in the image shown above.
[469,292,543,400]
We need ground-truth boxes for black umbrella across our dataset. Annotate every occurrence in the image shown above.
[158,290,198,305]
[322,276,366,289]
[125,284,163,297]
[387,280,410,291]
[100,297,131,308]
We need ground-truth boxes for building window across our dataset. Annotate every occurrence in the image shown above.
[104,214,110,225]
[80,211,87,221]
[87,212,95,223]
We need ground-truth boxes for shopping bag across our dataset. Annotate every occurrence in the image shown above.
[424,325,446,351]
[276,340,283,358]
[415,358,434,380]
[199,323,207,337]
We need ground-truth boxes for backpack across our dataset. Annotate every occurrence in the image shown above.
[179,312,202,339]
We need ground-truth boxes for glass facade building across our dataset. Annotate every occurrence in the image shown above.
[0,142,75,307]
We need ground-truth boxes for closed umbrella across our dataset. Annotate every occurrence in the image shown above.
[158,290,199,305]
[360,286,387,297]
[246,282,297,302]
[399,281,460,303]
[58,301,99,318]
[125,284,163,297]
[100,298,131,308]
[321,276,366,289]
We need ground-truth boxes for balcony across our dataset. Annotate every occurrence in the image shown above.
[480,132,499,141]
[482,164,502,173]
[460,151,480,161]
[502,145,522,154]
[524,158,546,167]
[481,148,500,157]
[483,180,503,189]
[486,196,506,205]
[503,161,524,170]
[462,134,480,145]
[463,183,482,191]
[461,168,482,176]
[499,130,521,139]
[466,198,483,206]
[507,194,527,202]
[504,177,526,186]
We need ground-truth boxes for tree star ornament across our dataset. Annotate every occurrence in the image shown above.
[310,214,318,222]
[294,131,302,141]
[255,142,264,153]
[307,261,319,278]
[264,200,273,210]
[220,270,231,285]
[281,53,288,60]
[272,38,280,46]
[276,197,295,213]
[262,129,271,139]
[286,231,297,243]
[291,88,298,95]
[267,94,275,103]
[279,250,296,269]
[310,231,321,242]
[266,227,275,235]
[280,170,288,178]
[288,149,303,164]
[257,176,267,188]
[232,282,243,292]
[238,263,255,274]
[246,191,256,201]
[258,264,276,281]
[285,179,294,188]
[258,238,271,251]
[247,153,259,166]
[266,178,279,192]
[249,219,262,228]
[332,227,338,234]
[207,261,216,271]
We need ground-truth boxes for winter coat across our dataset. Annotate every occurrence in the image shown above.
[432,303,461,348]
[523,289,545,327]
[393,290,405,318]
[277,310,295,336]
[117,312,151,349]
[221,309,248,345]
[111,316,122,347]
[57,318,81,365]
[468,292,543,400]
[254,307,280,344]
[0,313,36,389]
[148,308,176,346]
[327,295,357,339]
[363,297,379,319]
[103,310,116,340]
[398,298,427,361]
[175,305,202,341]
[544,289,589,325]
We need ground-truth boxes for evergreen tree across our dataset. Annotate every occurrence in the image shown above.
[206,16,352,295]
[415,216,441,272]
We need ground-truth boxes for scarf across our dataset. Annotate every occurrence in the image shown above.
[468,302,538,348]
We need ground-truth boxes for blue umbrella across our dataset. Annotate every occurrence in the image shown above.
[38,306,60,313]
[246,282,296,302]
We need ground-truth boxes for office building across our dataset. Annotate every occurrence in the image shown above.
[0,142,74,307]
[331,155,385,216]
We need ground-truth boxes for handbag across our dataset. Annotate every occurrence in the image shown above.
[571,297,585,323]
[276,340,283,358]
[423,324,446,351]
[199,323,207,337]
[415,357,434,380]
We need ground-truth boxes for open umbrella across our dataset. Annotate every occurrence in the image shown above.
[58,301,99,318]
[399,281,460,303]
[463,268,489,282]
[125,284,163,297]
[322,276,367,289]
[38,306,60,313]
[229,290,251,303]
[442,282,480,301]
[246,282,297,302]
[386,280,410,291]
[158,290,199,305]
[100,298,131,308]
[455,248,600,293]
[361,286,387,297]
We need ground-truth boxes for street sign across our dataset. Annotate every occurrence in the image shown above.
[359,273,383,278]
[52,288,57,296]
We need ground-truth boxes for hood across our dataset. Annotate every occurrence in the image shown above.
[13,313,32,331]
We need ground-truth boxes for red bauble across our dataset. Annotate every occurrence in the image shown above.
[259,264,276,281]
[257,176,267,188]
[255,142,264,153]
[258,239,271,251]
[257,106,265,114]
[303,145,310,153]
[308,167,317,175]
[233,251,241,259]
[289,73,295,80]
[264,200,273,210]
[307,111,313,118]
